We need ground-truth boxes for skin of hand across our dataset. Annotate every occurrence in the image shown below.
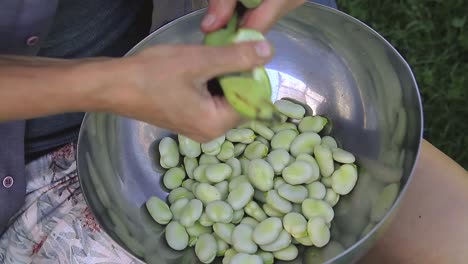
[201,0,306,34]
[0,41,273,143]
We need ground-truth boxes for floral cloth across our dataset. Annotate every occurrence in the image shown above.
[0,143,138,264]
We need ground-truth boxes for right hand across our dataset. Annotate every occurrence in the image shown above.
[100,41,273,142]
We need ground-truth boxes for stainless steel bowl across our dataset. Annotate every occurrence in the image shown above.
[77,2,423,263]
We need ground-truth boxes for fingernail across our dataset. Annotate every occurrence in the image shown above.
[202,14,216,28]
[255,41,272,58]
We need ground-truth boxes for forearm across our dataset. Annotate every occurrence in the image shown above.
[360,140,468,263]
[0,55,123,120]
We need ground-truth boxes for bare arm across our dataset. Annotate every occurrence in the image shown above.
[360,139,468,263]
[0,40,273,142]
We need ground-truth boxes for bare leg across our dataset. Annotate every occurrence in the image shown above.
[360,139,468,263]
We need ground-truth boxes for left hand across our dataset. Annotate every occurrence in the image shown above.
[201,0,306,34]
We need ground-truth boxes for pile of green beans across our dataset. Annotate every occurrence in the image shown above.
[146,98,359,263]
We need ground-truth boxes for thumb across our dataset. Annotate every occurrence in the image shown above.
[194,40,274,78]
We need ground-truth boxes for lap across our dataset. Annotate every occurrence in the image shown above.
[0,143,137,264]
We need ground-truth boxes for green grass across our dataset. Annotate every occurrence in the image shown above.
[336,0,468,168]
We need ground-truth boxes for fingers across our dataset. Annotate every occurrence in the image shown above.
[201,0,238,32]
[242,0,305,32]
[188,41,274,78]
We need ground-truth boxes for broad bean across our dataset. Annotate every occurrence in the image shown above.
[199,154,220,165]
[201,135,225,156]
[230,253,263,264]
[274,99,306,119]
[266,190,292,214]
[178,134,201,158]
[228,182,254,210]
[213,223,235,244]
[263,203,284,217]
[314,145,334,177]
[296,153,320,183]
[252,217,283,245]
[302,199,334,223]
[206,163,232,183]
[254,189,267,203]
[321,136,338,149]
[169,198,189,221]
[163,167,186,190]
[239,158,250,175]
[146,196,172,225]
[283,160,315,185]
[199,212,214,227]
[244,141,269,160]
[226,129,256,144]
[168,187,194,204]
[226,157,241,178]
[298,116,328,133]
[324,188,340,207]
[180,199,203,227]
[307,217,330,247]
[183,157,198,179]
[195,233,217,263]
[250,121,274,140]
[223,249,238,264]
[290,132,321,157]
[193,165,210,183]
[295,235,313,246]
[332,148,356,164]
[255,136,270,148]
[195,183,221,205]
[307,182,326,199]
[215,181,229,200]
[247,159,274,191]
[278,184,308,203]
[217,141,235,161]
[283,212,308,238]
[206,200,234,223]
[234,143,247,157]
[272,122,298,133]
[216,236,229,256]
[273,244,299,261]
[331,164,358,195]
[186,222,212,237]
[159,137,180,169]
[181,179,195,190]
[244,201,267,222]
[231,209,245,224]
[274,177,286,189]
[267,149,291,175]
[232,224,257,254]
[165,221,189,250]
[228,175,249,191]
[260,230,292,252]
[271,129,298,151]
[257,251,274,264]
[240,217,259,228]
[321,176,333,188]
[292,203,302,214]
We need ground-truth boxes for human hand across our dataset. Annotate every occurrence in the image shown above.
[104,41,273,142]
[200,0,306,34]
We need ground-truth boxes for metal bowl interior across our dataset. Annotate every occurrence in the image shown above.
[77,2,423,264]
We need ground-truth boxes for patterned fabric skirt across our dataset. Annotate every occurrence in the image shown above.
[0,143,138,264]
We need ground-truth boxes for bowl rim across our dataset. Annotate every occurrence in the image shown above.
[76,1,424,263]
